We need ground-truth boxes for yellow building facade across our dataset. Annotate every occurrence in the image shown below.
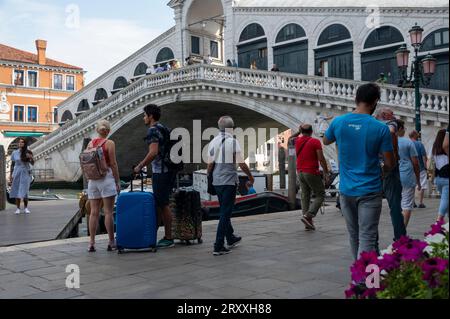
[0,40,84,153]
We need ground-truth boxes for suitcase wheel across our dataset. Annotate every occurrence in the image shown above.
[151,247,157,253]
[185,240,192,246]
[117,246,124,254]
[197,238,203,244]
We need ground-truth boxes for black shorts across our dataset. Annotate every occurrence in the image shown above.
[152,172,175,208]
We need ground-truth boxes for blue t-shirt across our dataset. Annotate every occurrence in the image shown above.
[325,113,393,197]
[145,123,167,174]
[412,140,427,171]
[398,137,419,188]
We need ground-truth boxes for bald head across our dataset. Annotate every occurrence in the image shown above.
[376,107,395,121]
[300,124,313,136]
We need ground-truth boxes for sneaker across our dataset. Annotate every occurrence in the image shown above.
[227,236,242,249]
[14,209,21,215]
[24,208,31,214]
[157,238,175,248]
[301,215,316,231]
[418,204,426,209]
[213,247,232,256]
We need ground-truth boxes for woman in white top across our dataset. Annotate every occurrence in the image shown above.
[432,129,449,222]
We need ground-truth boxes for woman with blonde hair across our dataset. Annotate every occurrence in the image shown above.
[86,119,120,252]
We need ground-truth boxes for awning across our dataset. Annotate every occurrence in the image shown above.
[4,132,45,138]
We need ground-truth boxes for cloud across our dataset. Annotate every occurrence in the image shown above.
[0,0,168,83]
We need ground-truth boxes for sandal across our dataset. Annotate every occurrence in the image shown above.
[88,244,96,253]
[107,241,117,252]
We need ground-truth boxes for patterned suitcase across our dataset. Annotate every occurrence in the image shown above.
[172,188,203,245]
[116,174,157,253]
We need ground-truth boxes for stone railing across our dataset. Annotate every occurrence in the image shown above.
[31,64,449,157]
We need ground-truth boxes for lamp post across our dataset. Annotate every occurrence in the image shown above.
[395,23,437,137]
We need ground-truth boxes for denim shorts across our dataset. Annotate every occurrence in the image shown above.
[152,172,175,208]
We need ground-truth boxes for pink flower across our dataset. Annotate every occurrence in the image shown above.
[378,253,401,272]
[350,251,380,283]
[425,220,446,237]
[422,258,449,288]
[392,236,412,250]
[396,240,428,262]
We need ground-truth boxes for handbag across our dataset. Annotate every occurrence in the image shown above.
[207,137,227,195]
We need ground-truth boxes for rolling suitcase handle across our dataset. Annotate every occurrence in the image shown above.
[131,166,145,192]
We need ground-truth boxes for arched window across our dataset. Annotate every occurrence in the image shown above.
[364,26,404,49]
[239,23,265,42]
[94,88,108,102]
[77,99,90,113]
[315,24,353,79]
[61,110,74,123]
[276,24,306,43]
[134,62,148,77]
[156,48,174,63]
[113,76,128,91]
[318,24,351,46]
[361,26,405,84]
[419,28,449,91]
[420,28,449,52]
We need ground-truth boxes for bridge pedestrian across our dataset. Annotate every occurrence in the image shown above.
[295,124,329,231]
[207,116,254,256]
[250,61,257,70]
[397,120,421,228]
[226,59,232,67]
[86,120,121,253]
[432,129,449,223]
[409,130,429,208]
[9,138,34,215]
[376,107,407,241]
[324,83,395,260]
[271,64,280,72]
[134,104,175,249]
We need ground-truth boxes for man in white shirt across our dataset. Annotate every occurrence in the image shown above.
[207,116,254,256]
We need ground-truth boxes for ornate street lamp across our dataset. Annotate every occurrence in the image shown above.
[396,23,437,136]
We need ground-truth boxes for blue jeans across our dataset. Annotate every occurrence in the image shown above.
[214,185,237,250]
[436,177,449,217]
[383,166,407,240]
[340,193,383,261]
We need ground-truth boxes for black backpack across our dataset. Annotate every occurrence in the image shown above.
[155,124,184,173]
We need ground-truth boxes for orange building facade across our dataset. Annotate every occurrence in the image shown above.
[0,40,84,153]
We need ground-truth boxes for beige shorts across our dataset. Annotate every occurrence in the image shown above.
[88,169,117,200]
[420,170,428,190]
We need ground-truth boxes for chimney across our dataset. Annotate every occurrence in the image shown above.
[35,39,47,65]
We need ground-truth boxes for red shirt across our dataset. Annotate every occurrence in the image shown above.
[295,136,322,175]
[92,138,111,167]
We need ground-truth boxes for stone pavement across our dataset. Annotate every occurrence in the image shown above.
[0,200,79,247]
[0,199,441,299]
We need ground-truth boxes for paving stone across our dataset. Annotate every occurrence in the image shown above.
[23,288,84,299]
[267,280,343,299]
[232,278,292,293]
[0,285,42,299]
[208,285,257,299]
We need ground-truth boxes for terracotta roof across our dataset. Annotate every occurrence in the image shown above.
[0,43,83,71]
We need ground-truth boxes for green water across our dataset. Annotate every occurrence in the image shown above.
[29,188,82,200]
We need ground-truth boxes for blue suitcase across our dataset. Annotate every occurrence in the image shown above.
[116,173,157,254]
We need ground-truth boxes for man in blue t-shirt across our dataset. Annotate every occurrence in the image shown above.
[324,83,395,260]
[409,130,428,208]
[135,104,175,249]
[397,121,421,228]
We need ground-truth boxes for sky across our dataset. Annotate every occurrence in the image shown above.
[0,0,174,83]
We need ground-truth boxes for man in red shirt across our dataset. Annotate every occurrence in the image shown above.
[295,124,330,231]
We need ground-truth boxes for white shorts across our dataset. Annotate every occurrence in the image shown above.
[419,170,428,190]
[401,187,416,211]
[87,169,117,200]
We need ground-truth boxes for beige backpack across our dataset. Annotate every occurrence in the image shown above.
[79,139,109,180]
